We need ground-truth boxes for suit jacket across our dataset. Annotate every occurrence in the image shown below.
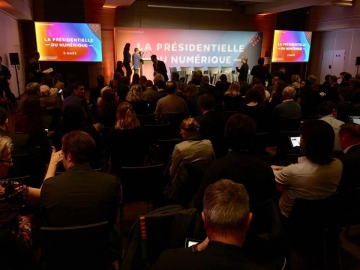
[0,128,28,156]
[250,65,269,86]
[40,164,120,227]
[272,100,301,120]
[153,60,169,82]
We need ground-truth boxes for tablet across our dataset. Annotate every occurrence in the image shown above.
[185,238,201,248]
[289,136,300,148]
[349,116,360,125]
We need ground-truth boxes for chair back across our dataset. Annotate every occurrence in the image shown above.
[137,114,156,125]
[221,66,233,73]
[180,67,192,75]
[144,124,171,143]
[193,66,204,73]
[40,221,113,270]
[207,66,219,76]
[169,67,177,74]
[157,138,183,165]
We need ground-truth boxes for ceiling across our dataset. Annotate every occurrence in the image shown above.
[103,0,354,14]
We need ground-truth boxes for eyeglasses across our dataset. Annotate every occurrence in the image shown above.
[0,159,13,164]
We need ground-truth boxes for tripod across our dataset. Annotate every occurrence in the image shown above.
[11,64,21,99]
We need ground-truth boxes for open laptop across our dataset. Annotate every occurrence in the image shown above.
[349,116,360,125]
[185,238,201,248]
[289,136,301,148]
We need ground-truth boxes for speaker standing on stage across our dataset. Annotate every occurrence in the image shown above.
[132,48,143,75]
[123,43,132,81]
[236,56,249,83]
[151,54,168,82]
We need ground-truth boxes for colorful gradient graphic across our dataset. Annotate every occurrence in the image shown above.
[272,30,312,63]
[35,22,102,62]
[115,27,263,70]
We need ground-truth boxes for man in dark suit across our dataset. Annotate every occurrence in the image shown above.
[153,180,267,270]
[200,75,215,95]
[195,94,227,158]
[151,55,169,82]
[250,57,269,86]
[336,123,360,225]
[40,130,120,227]
[62,82,91,123]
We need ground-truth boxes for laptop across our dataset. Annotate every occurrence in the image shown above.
[185,238,201,248]
[349,116,360,125]
[289,136,301,148]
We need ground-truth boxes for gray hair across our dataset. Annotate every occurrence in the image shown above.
[0,136,13,158]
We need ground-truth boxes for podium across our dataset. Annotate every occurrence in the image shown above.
[141,58,153,80]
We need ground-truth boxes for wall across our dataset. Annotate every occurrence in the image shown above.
[0,10,25,97]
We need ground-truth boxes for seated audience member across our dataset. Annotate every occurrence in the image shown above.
[40,131,119,228]
[267,76,278,96]
[15,96,45,134]
[171,72,183,91]
[222,81,242,111]
[18,82,41,112]
[219,74,231,90]
[153,180,267,270]
[149,80,167,113]
[0,136,42,269]
[336,123,360,225]
[169,117,215,181]
[268,80,287,111]
[200,75,215,96]
[318,101,344,151]
[238,87,271,132]
[194,113,276,210]
[323,74,331,87]
[350,77,360,105]
[41,76,58,97]
[337,86,354,123]
[239,74,252,97]
[89,75,105,106]
[340,72,352,86]
[116,75,130,101]
[290,74,301,89]
[39,85,61,110]
[308,75,319,92]
[126,84,149,115]
[108,102,148,172]
[62,82,91,122]
[143,80,157,102]
[139,75,147,87]
[213,81,225,105]
[96,86,119,127]
[195,94,227,158]
[184,85,201,117]
[154,81,189,119]
[53,73,65,91]
[272,86,301,120]
[272,120,343,218]
[63,74,77,99]
[153,73,165,86]
[296,81,320,119]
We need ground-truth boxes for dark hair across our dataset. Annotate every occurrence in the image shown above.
[251,78,262,86]
[66,74,77,85]
[339,123,360,140]
[172,72,180,80]
[318,101,336,117]
[225,113,256,151]
[258,57,265,65]
[300,120,334,165]
[155,80,166,89]
[245,87,263,104]
[0,107,8,125]
[215,81,225,91]
[165,81,177,94]
[219,74,227,82]
[198,94,215,110]
[119,76,129,86]
[131,73,140,86]
[26,82,40,96]
[124,43,130,51]
[344,73,352,82]
[71,82,84,91]
[272,80,287,100]
[96,75,105,85]
[325,74,331,81]
[62,130,96,164]
[150,55,157,59]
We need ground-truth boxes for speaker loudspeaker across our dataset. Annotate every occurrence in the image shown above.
[356,57,360,66]
[9,53,20,65]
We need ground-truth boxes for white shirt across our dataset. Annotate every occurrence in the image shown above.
[320,115,344,151]
[273,156,343,217]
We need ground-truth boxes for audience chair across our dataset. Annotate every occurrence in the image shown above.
[178,71,186,82]
[207,67,219,84]
[180,67,192,75]
[40,221,114,270]
[193,66,204,73]
[221,66,232,74]
[162,113,186,138]
[137,114,156,125]
[144,124,172,144]
[156,138,183,166]
[250,132,274,157]
[169,67,177,74]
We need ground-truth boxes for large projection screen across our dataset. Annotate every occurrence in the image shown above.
[271,30,312,63]
[35,22,103,62]
[115,27,263,71]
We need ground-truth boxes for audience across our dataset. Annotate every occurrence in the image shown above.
[96,86,119,127]
[272,86,301,120]
[183,85,201,117]
[222,81,242,111]
[126,84,149,115]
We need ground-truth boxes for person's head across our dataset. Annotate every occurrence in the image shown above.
[282,86,296,100]
[251,83,266,103]
[126,84,143,101]
[124,43,130,51]
[134,48,139,53]
[219,74,227,82]
[54,73,63,83]
[131,73,140,85]
[215,81,225,92]
[150,55,157,63]
[258,57,265,65]
[245,87,263,104]
[96,75,105,86]
[32,51,40,61]
[180,117,199,138]
[251,77,262,86]
[0,136,13,178]
[26,82,40,96]
[165,81,177,94]
[153,73,165,85]
[155,80,166,90]
[40,85,51,96]
[338,86,353,102]
[343,72,352,83]
[291,74,301,84]
[224,81,240,97]
[241,56,248,63]
[101,87,118,103]
[318,101,336,117]
[225,113,256,151]
[272,76,279,85]
[171,72,180,82]
[184,84,198,99]
[329,75,338,85]
[62,104,86,131]
[22,96,42,118]
[115,101,140,130]
[300,120,334,165]
[202,179,251,239]
[325,74,331,83]
[139,76,147,86]
[61,131,96,170]
[202,75,210,84]
[300,80,306,88]
[0,108,8,129]
[71,82,85,97]
[338,123,360,150]
[273,80,287,99]
[66,74,77,85]
[145,80,153,88]
[279,68,286,73]
[116,61,124,69]
[308,75,317,85]
[119,76,129,86]
[198,94,215,112]
[349,77,360,89]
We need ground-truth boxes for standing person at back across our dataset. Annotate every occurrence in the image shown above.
[123,43,132,80]
[151,55,169,82]
[250,57,269,86]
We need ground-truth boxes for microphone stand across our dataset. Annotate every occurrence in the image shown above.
[11,64,21,100]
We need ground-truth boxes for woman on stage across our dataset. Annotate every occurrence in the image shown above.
[123,43,132,81]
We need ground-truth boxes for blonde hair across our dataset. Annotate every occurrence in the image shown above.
[0,136,13,158]
[153,74,164,85]
[115,101,140,130]
[126,84,144,101]
[180,117,199,133]
[291,74,301,83]
[224,81,241,97]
